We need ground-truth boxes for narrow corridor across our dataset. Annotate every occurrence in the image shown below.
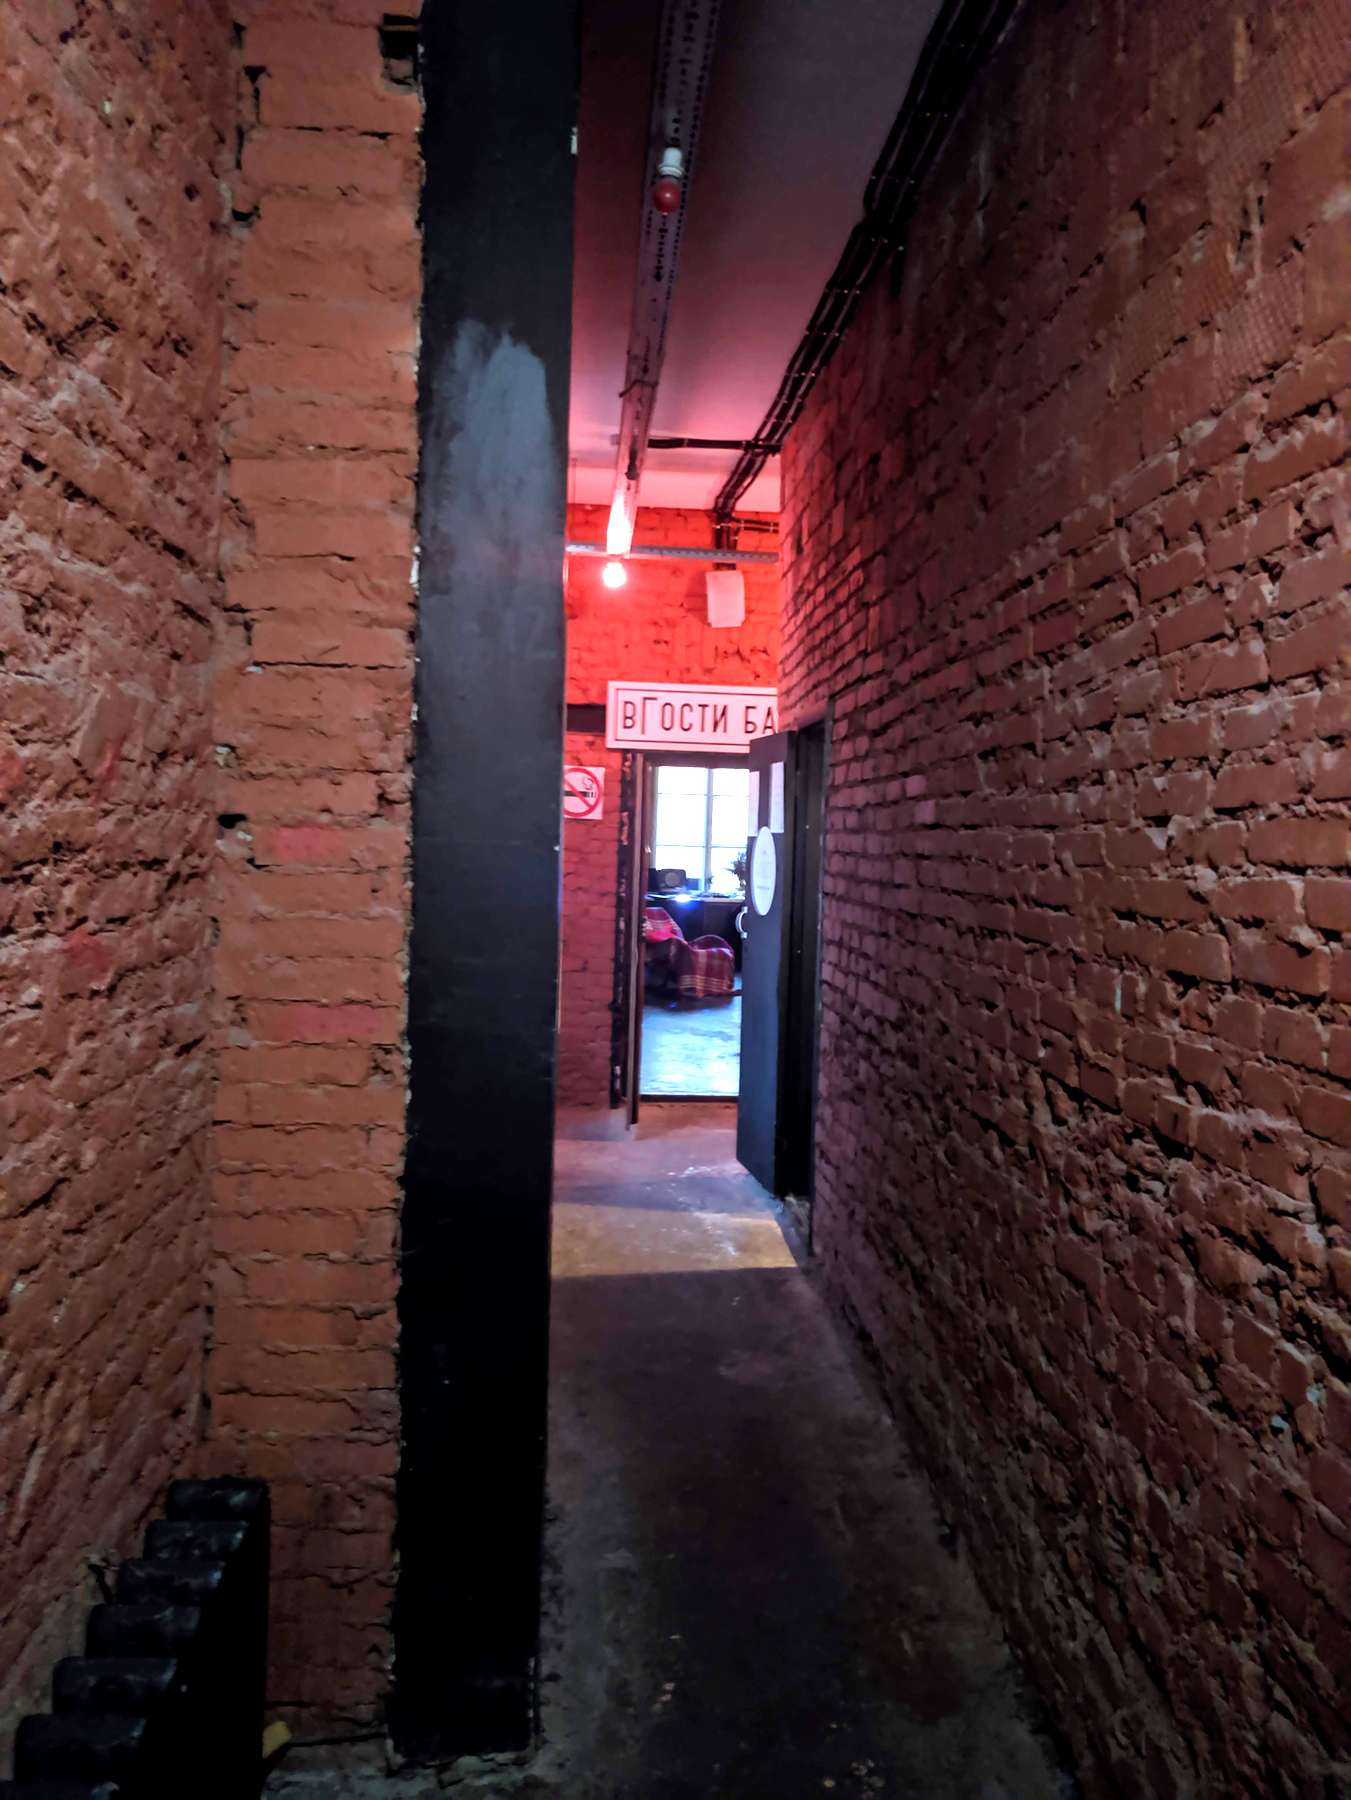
[535,1106,1075,1799]
[267,1105,1074,1799]
[6,4,1348,1791]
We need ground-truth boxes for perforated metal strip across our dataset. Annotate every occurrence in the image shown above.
[607,0,722,553]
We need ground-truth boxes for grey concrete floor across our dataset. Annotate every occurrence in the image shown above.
[267,1105,1076,1800]
[641,993,741,1097]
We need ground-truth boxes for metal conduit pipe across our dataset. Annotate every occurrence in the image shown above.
[606,0,721,556]
[566,541,777,566]
[648,436,767,451]
[712,0,1022,527]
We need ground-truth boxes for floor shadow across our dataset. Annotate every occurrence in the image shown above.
[544,1261,1076,1800]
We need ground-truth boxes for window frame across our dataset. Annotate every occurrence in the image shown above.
[651,757,750,894]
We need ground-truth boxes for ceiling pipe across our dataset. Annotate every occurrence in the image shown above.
[566,541,776,566]
[605,0,721,556]
[712,0,1021,528]
[612,435,769,451]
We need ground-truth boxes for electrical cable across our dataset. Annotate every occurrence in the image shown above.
[711,0,1023,527]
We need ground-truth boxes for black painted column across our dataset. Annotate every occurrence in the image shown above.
[393,0,575,1758]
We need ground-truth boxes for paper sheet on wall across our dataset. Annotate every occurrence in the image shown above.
[770,761,785,833]
[747,770,760,837]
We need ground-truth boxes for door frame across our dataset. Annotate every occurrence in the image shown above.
[778,714,828,1245]
[623,754,652,1124]
[734,708,830,1229]
[614,749,754,1117]
[609,749,642,1111]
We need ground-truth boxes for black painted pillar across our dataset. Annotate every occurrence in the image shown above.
[393,0,575,1759]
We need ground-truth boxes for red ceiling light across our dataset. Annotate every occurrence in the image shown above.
[652,145,683,215]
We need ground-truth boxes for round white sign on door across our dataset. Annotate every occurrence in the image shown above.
[750,825,777,915]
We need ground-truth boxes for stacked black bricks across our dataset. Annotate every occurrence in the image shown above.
[2,1480,269,1800]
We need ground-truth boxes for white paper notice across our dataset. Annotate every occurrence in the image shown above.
[747,770,760,837]
[769,761,785,833]
[751,827,777,915]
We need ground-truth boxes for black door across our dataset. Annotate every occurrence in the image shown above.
[737,731,787,1189]
[736,726,826,1205]
[780,720,825,1210]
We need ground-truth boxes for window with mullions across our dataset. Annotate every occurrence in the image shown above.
[652,764,750,894]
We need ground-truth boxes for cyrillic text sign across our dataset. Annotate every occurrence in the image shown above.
[605,681,778,753]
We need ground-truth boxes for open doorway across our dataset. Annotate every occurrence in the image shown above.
[736,720,828,1239]
[640,757,750,1098]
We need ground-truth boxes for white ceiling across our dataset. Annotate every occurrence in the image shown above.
[569,0,944,517]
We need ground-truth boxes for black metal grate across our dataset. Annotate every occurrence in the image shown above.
[2,1479,269,1800]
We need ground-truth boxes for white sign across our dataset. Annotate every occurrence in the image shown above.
[750,826,777,915]
[562,765,605,820]
[606,681,778,753]
[769,760,785,833]
[705,567,745,628]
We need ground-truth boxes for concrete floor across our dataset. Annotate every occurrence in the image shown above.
[641,993,741,1097]
[266,1105,1076,1800]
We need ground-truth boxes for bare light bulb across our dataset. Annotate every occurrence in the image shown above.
[602,559,627,589]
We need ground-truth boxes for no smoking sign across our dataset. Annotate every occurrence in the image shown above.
[563,765,605,821]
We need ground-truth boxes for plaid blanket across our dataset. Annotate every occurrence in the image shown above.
[681,934,736,998]
[644,906,683,943]
[643,907,735,998]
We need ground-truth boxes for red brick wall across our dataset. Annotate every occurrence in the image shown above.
[0,0,232,1756]
[208,0,419,1732]
[559,504,778,1105]
[558,731,626,1106]
[780,3,1351,1793]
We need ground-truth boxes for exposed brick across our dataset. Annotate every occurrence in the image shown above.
[1304,1088,1351,1147]
[1222,700,1280,751]
[1264,90,1351,258]
[1181,391,1263,476]
[1233,934,1331,996]
[1268,610,1351,682]
[1156,593,1227,654]
[778,6,1351,1794]
[1276,543,1351,614]
[1174,638,1268,701]
[1212,761,1301,810]
[1305,212,1351,342]
[0,0,233,1758]
[207,4,419,1734]
[1305,878,1351,931]
[1212,878,1301,926]
[1247,818,1351,867]
[1243,416,1351,504]
[7,0,1347,1784]
[242,129,419,197]
[1161,930,1231,982]
[1267,340,1351,423]
[1138,543,1206,604]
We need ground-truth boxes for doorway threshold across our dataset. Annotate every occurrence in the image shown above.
[639,1091,738,1103]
